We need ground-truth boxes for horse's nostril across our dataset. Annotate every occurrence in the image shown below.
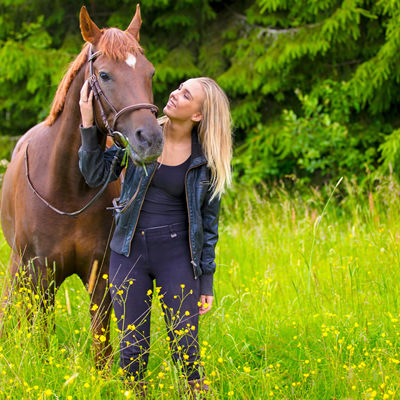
[135,129,151,147]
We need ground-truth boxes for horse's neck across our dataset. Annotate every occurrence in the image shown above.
[47,70,90,190]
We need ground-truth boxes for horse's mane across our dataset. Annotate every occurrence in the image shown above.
[45,28,143,126]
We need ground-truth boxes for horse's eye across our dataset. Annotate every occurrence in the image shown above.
[99,71,110,81]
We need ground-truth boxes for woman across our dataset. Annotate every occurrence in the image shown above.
[78,77,232,397]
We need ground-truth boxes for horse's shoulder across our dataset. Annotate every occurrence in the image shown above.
[12,122,49,159]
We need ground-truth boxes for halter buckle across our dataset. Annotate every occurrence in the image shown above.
[112,131,129,148]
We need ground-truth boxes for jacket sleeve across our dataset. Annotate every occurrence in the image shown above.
[78,125,125,188]
[199,190,221,296]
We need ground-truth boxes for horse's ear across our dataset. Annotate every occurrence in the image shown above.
[80,6,102,44]
[125,4,142,41]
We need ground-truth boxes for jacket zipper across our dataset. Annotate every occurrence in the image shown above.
[126,165,158,257]
[184,162,206,279]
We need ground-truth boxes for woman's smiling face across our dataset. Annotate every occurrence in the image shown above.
[163,79,205,123]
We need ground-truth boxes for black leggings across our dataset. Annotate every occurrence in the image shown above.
[109,222,201,381]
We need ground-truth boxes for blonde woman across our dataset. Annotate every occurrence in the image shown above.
[78,77,232,397]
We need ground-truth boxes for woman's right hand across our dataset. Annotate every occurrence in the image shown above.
[79,80,94,128]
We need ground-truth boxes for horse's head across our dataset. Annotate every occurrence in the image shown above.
[80,5,162,164]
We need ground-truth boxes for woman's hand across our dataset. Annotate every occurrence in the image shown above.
[79,80,94,128]
[199,295,214,315]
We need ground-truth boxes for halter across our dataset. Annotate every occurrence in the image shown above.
[24,45,159,218]
[87,45,159,144]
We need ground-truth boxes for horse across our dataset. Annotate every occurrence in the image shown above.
[0,5,163,367]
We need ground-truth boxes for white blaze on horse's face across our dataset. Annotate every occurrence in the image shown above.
[125,53,137,68]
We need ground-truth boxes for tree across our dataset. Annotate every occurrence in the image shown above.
[218,0,400,184]
[1,0,400,186]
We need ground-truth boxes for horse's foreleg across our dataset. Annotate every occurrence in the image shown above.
[0,251,21,338]
[88,262,113,370]
[23,259,57,352]
[28,258,56,313]
[0,254,55,344]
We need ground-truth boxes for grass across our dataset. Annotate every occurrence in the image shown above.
[2,175,400,399]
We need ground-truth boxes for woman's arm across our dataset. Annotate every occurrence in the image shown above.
[78,80,125,188]
[198,189,221,314]
[78,127,125,188]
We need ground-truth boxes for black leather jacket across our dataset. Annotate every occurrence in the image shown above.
[78,126,220,295]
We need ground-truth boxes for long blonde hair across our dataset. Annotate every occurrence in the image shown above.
[158,77,232,200]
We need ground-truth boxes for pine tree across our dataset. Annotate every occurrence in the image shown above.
[1,0,400,185]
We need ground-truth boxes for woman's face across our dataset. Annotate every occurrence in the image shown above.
[163,79,205,123]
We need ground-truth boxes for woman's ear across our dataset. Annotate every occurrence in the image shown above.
[191,112,202,122]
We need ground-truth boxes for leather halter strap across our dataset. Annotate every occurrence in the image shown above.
[87,45,159,138]
[24,45,159,218]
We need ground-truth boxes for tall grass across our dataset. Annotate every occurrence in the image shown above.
[2,175,400,399]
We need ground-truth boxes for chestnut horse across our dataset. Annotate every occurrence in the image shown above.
[0,6,162,366]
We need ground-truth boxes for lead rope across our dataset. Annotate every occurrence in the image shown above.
[24,143,123,217]
[107,175,144,214]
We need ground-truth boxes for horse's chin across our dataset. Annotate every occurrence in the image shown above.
[129,147,161,166]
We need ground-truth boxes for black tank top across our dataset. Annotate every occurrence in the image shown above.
[137,156,191,228]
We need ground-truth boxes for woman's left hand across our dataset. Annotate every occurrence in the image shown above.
[199,295,213,315]
[79,80,94,128]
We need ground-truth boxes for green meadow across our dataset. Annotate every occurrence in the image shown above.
[1,176,400,399]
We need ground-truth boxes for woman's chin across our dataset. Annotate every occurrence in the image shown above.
[163,105,171,116]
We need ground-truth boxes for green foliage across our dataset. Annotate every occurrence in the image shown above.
[379,128,400,172]
[0,2,75,134]
[219,0,400,185]
[1,0,400,187]
[279,96,350,176]
[233,80,387,185]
